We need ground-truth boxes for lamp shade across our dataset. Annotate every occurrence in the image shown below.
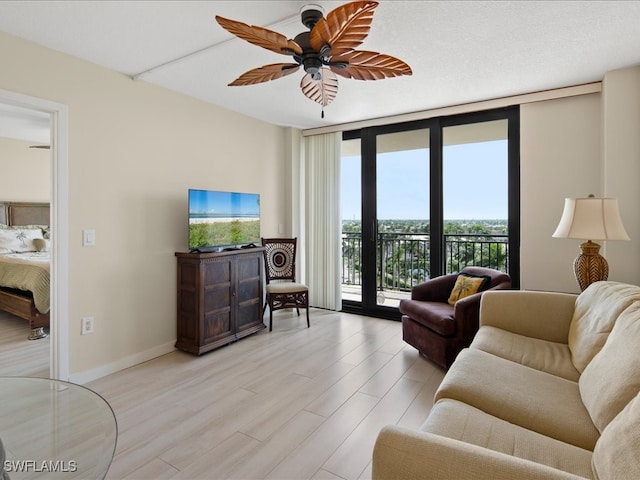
[552,197,630,241]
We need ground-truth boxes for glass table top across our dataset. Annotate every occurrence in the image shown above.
[0,377,117,479]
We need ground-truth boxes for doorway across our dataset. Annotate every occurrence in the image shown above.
[0,89,69,380]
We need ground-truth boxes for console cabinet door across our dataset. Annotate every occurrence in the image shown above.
[235,251,264,337]
[202,257,235,345]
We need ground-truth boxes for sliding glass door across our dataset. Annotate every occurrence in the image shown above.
[341,107,519,319]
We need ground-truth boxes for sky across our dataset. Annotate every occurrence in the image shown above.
[189,189,260,217]
[341,139,508,220]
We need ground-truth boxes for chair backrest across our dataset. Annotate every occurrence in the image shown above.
[460,266,512,291]
[261,237,298,283]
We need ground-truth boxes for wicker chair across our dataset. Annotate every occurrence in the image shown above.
[261,237,310,331]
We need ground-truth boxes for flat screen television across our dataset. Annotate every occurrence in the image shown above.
[188,189,260,252]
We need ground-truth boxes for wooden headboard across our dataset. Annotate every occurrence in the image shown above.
[0,202,50,226]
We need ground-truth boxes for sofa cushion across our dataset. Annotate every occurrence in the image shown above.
[398,300,455,336]
[435,348,599,450]
[569,281,640,373]
[592,391,640,480]
[422,398,594,478]
[471,325,580,381]
[579,301,640,433]
[447,272,489,305]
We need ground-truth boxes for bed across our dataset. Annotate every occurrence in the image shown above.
[0,202,50,340]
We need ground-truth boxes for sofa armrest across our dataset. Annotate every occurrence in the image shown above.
[410,274,457,302]
[372,426,584,480]
[479,290,578,343]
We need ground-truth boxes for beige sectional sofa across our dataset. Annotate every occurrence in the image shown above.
[373,281,640,479]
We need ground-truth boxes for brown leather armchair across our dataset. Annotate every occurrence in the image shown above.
[399,266,511,369]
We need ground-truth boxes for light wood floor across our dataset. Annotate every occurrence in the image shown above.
[0,310,49,377]
[85,309,445,480]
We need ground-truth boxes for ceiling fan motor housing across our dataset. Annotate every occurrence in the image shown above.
[294,31,323,78]
[300,4,324,29]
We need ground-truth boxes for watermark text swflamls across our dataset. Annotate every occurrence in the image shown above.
[4,460,78,473]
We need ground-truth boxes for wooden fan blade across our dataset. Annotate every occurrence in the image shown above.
[300,69,339,107]
[29,145,50,149]
[216,16,302,56]
[229,63,300,86]
[330,50,412,80]
[310,1,378,56]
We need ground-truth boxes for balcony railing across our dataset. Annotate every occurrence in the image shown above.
[342,232,509,293]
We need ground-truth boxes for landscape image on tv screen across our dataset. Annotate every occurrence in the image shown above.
[188,189,260,251]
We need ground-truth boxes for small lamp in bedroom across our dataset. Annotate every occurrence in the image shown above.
[552,194,630,291]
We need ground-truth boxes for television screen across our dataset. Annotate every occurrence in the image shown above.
[188,189,260,251]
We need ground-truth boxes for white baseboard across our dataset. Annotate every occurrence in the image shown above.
[69,341,177,385]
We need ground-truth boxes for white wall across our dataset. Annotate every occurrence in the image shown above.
[0,31,291,380]
[0,136,50,201]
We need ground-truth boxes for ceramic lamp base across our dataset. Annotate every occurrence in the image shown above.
[573,240,609,291]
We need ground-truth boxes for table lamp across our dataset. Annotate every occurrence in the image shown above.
[552,195,630,291]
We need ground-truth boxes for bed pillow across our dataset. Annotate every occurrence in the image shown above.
[0,224,43,229]
[0,224,48,236]
[0,228,44,253]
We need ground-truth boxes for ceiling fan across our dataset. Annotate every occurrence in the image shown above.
[215,1,412,117]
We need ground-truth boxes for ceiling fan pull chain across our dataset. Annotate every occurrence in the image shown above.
[321,108,325,119]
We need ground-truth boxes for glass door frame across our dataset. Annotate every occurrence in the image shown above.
[342,107,520,320]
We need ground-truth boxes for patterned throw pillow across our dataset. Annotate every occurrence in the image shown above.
[447,272,490,305]
[0,228,44,253]
[33,238,50,252]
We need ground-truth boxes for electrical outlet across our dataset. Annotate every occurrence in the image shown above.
[81,316,95,335]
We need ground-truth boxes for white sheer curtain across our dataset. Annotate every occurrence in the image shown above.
[294,132,342,310]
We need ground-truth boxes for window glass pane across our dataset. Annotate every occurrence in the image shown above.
[376,129,430,307]
[341,138,362,303]
[443,120,509,272]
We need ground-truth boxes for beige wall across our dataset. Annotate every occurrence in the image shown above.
[520,94,602,293]
[601,66,640,286]
[0,32,290,380]
[0,136,50,201]
[521,69,640,293]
